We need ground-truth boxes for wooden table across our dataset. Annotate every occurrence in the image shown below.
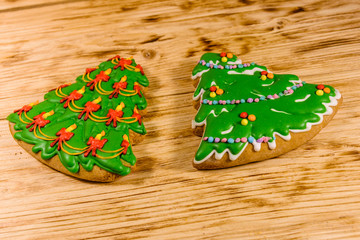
[1,0,359,239]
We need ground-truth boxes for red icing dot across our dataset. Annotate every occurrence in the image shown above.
[261,71,268,75]
[220,52,227,57]
[317,84,325,90]
[240,112,248,118]
[210,86,217,92]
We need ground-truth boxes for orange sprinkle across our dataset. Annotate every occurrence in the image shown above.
[324,87,331,94]
[216,89,224,95]
[248,114,256,122]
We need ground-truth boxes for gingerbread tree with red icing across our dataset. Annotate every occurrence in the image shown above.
[8,55,149,176]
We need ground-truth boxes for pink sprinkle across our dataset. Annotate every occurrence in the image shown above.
[288,89,294,94]
[235,138,241,143]
[201,100,203,103]
[263,137,269,143]
[240,137,247,143]
[254,98,259,102]
[299,83,303,87]
[221,138,227,143]
[210,64,213,68]
[202,62,206,66]
[203,137,208,141]
[273,94,279,99]
[231,100,235,104]
[235,100,240,104]
[209,101,213,105]
[233,65,237,68]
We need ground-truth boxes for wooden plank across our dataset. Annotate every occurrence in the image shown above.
[0,0,360,239]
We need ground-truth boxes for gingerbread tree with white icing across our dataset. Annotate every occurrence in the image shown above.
[8,55,148,176]
[192,52,340,164]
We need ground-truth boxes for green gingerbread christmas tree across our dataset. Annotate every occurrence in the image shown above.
[8,55,149,176]
[192,52,341,164]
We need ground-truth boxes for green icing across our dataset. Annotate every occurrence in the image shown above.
[7,57,149,176]
[193,53,340,162]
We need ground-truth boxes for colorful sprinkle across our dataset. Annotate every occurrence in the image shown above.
[241,137,247,143]
[316,90,324,96]
[210,86,217,92]
[210,92,216,98]
[248,114,256,122]
[216,89,224,95]
[267,72,274,79]
[227,53,233,59]
[221,57,228,62]
[260,75,267,81]
[214,137,220,143]
[235,138,241,143]
[221,138,227,143]
[208,137,214,143]
[220,52,227,57]
[324,87,330,94]
[316,84,325,90]
[228,138,234,143]
[261,71,268,75]
[248,137,254,143]
[240,112,248,118]
[241,119,248,126]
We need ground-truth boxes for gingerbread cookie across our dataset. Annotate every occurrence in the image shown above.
[7,55,149,182]
[192,52,342,169]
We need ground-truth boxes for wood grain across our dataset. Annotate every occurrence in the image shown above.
[0,0,359,239]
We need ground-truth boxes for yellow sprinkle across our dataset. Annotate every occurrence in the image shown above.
[316,90,324,96]
[221,57,228,62]
[260,75,267,81]
[241,119,248,126]
[210,92,216,98]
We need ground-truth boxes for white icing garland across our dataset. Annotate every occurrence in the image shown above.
[295,94,311,102]
[221,126,234,135]
[270,108,291,115]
